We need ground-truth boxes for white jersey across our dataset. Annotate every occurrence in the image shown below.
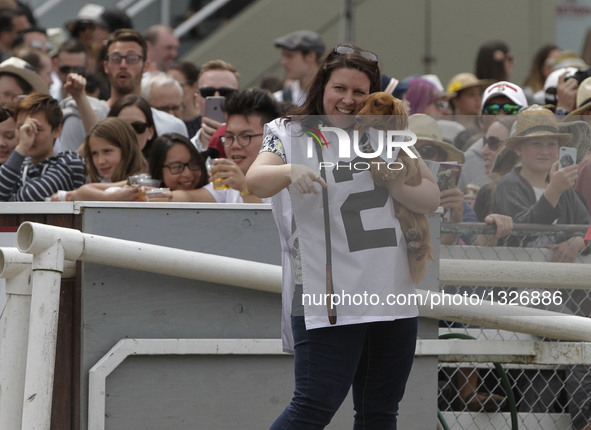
[266,119,418,352]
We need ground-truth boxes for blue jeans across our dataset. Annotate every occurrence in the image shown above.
[270,316,418,430]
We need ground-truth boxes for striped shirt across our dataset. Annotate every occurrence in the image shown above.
[0,150,86,201]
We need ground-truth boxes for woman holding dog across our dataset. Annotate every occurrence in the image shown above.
[247,43,439,429]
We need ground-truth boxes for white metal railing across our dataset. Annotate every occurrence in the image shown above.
[3,221,591,429]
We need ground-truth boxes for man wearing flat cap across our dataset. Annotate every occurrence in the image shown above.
[273,29,325,106]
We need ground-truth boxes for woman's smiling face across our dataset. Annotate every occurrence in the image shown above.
[322,67,371,128]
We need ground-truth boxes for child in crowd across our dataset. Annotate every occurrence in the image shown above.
[149,133,208,191]
[51,117,148,201]
[0,93,85,201]
[492,106,590,259]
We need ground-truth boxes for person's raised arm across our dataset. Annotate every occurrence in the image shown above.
[65,73,98,134]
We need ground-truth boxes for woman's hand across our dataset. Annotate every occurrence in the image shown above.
[291,164,327,194]
[439,188,464,223]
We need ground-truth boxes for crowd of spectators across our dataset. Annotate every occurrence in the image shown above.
[0,1,590,428]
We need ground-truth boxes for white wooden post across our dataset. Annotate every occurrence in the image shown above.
[20,241,64,430]
[0,249,32,430]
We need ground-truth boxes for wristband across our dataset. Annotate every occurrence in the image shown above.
[57,190,68,201]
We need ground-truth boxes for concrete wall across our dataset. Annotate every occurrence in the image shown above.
[182,0,556,89]
[33,0,555,90]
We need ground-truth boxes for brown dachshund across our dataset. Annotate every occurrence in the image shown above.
[356,92,433,284]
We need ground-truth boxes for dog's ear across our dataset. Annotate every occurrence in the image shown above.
[392,97,408,130]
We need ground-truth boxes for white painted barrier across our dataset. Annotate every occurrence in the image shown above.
[0,249,32,430]
[9,221,591,430]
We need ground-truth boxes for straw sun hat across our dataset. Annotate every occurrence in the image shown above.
[408,114,465,163]
[445,73,490,99]
[505,105,571,150]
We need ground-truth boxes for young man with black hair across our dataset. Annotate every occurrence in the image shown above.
[172,88,280,203]
[0,93,85,200]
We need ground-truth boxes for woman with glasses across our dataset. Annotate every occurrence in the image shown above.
[246,44,440,429]
[149,133,207,191]
[108,94,157,161]
[404,76,450,118]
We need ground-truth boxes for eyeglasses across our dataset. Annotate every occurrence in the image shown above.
[58,65,87,75]
[76,20,96,31]
[417,143,447,161]
[154,105,182,114]
[482,103,521,115]
[198,87,237,98]
[163,160,202,175]
[1,91,24,102]
[105,53,144,65]
[483,136,504,151]
[30,40,53,52]
[435,100,449,110]
[334,45,379,62]
[221,133,263,148]
[130,121,149,134]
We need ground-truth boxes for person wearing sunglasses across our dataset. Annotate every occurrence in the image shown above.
[247,44,440,429]
[404,76,450,119]
[273,29,325,107]
[108,94,157,162]
[482,118,512,178]
[191,59,240,152]
[457,80,528,194]
[52,38,88,102]
[173,88,278,204]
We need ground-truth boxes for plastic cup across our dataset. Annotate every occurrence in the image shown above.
[144,188,170,202]
[136,178,162,201]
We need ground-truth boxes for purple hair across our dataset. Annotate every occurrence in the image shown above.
[404,77,441,114]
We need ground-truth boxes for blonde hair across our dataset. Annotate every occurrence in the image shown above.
[84,118,148,182]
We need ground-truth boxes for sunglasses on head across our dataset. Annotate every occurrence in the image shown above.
[482,103,521,115]
[483,136,504,151]
[198,87,237,98]
[130,121,149,134]
[417,143,447,161]
[333,45,379,63]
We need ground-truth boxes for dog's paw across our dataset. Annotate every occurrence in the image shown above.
[405,228,418,241]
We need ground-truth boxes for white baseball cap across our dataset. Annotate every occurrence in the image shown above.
[481,81,527,111]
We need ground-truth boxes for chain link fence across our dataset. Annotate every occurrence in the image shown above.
[437,222,591,430]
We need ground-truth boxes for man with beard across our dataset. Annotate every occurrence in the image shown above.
[55,29,187,153]
[103,29,186,135]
